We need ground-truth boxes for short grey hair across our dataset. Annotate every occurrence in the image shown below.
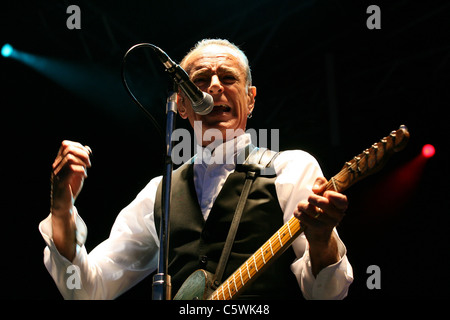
[180,38,252,87]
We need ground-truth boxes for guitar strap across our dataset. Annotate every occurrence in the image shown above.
[210,145,281,290]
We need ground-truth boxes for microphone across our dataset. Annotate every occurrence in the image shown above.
[153,46,214,115]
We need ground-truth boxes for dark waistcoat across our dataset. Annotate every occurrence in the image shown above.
[154,160,303,299]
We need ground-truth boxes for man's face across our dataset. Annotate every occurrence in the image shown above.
[179,45,256,146]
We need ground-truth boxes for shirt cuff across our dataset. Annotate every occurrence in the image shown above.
[38,207,88,261]
[290,232,354,300]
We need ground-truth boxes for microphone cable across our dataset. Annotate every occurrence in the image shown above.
[121,43,165,141]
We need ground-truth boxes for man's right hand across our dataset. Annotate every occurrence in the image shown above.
[51,140,92,215]
[50,140,92,261]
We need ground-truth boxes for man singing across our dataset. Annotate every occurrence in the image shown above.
[40,39,353,299]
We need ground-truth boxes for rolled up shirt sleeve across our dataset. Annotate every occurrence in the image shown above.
[290,231,353,300]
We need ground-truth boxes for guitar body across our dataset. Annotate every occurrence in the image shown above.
[173,269,213,300]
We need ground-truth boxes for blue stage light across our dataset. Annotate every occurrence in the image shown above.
[1,44,13,57]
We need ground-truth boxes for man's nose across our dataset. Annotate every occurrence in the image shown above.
[208,75,224,95]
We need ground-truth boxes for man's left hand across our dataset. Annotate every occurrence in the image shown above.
[294,177,348,275]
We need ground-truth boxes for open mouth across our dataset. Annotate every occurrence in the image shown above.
[213,104,232,112]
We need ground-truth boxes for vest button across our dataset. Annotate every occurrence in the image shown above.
[199,255,208,267]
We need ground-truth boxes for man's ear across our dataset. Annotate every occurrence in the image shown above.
[247,86,257,115]
[178,94,189,119]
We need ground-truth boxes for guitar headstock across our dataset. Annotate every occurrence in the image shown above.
[329,125,410,193]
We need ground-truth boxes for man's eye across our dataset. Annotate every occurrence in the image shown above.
[193,77,208,85]
[221,75,237,84]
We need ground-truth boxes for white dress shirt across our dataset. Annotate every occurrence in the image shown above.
[39,133,353,300]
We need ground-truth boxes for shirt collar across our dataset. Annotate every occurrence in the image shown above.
[195,133,251,166]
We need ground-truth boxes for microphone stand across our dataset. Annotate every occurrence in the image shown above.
[152,87,178,300]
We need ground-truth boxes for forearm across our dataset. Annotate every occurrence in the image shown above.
[308,232,340,277]
[51,209,77,262]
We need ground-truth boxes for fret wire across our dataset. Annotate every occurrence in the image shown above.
[290,219,297,234]
[281,226,288,241]
[269,238,274,256]
[227,282,232,298]
[293,217,302,231]
[331,176,338,191]
[239,267,244,287]
[246,262,252,279]
[233,274,239,292]
[260,247,266,264]
[287,221,292,237]
[253,255,258,272]
[277,230,283,247]
[214,288,220,300]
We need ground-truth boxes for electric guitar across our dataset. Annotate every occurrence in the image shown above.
[174,125,410,300]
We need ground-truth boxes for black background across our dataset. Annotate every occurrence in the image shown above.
[1,0,449,301]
